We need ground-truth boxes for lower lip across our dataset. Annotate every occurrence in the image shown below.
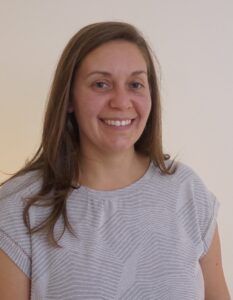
[100,119,135,130]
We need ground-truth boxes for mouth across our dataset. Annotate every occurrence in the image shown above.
[99,118,136,128]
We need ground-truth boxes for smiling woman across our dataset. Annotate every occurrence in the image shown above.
[68,40,152,170]
[0,21,230,299]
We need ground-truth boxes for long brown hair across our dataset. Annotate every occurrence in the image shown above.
[1,21,178,247]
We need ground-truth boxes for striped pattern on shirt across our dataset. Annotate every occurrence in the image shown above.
[0,160,219,299]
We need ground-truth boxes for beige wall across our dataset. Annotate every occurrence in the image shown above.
[0,0,232,294]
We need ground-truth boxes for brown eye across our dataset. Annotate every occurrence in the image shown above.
[94,81,109,89]
[130,81,144,89]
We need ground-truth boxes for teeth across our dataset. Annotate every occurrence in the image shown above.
[103,119,132,126]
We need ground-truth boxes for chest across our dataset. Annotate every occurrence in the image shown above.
[30,197,204,299]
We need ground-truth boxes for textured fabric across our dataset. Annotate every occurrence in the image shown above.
[0,160,219,300]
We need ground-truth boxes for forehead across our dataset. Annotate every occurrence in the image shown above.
[78,40,148,75]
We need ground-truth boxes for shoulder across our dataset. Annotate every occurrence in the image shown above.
[170,160,219,210]
[167,160,220,256]
[0,171,42,280]
[162,159,219,208]
[153,158,202,186]
[0,170,43,235]
[0,170,43,224]
[0,170,42,205]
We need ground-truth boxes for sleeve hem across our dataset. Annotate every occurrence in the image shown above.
[201,195,220,258]
[0,229,31,278]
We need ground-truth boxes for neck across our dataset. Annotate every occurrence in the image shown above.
[76,149,150,190]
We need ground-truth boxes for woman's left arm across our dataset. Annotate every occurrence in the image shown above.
[200,224,231,300]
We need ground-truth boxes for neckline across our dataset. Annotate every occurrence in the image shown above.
[73,160,156,197]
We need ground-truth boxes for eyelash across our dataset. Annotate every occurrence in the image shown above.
[93,81,144,89]
[129,82,144,89]
[94,81,109,89]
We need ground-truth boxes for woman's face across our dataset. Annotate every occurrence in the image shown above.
[70,40,152,157]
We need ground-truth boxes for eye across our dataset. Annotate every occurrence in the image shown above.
[94,81,109,89]
[130,81,144,89]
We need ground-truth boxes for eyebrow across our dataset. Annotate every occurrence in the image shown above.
[85,70,147,78]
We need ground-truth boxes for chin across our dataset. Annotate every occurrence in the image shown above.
[104,142,135,153]
[105,135,141,151]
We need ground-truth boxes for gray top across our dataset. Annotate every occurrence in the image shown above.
[0,160,219,299]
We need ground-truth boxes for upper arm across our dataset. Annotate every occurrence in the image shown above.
[0,249,30,300]
[199,224,231,300]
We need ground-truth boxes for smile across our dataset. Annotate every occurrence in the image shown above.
[102,119,132,126]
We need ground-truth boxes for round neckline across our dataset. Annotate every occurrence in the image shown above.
[73,160,156,197]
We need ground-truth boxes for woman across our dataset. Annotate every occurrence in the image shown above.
[0,22,230,299]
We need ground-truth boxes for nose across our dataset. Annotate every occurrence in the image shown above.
[109,85,133,110]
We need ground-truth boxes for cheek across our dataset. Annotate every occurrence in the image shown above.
[137,95,152,119]
[73,94,105,122]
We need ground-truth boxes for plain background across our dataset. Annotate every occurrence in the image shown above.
[0,0,232,295]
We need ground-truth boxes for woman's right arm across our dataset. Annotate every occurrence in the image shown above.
[0,250,30,300]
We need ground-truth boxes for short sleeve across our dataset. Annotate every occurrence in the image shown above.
[190,168,220,258]
[0,175,35,278]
